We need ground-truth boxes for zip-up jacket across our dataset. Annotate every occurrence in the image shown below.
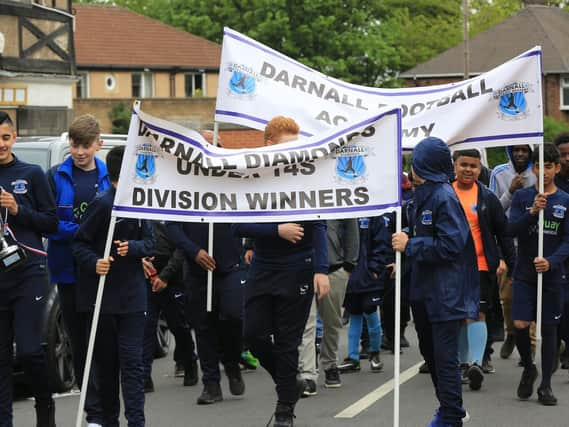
[72,188,154,313]
[46,156,110,283]
[347,214,395,294]
[0,156,58,284]
[231,221,328,274]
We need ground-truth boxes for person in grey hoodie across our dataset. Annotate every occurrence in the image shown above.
[489,145,536,361]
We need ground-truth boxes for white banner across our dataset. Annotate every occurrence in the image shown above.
[216,28,543,150]
[113,107,402,223]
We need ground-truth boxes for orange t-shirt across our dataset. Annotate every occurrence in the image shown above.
[452,182,489,272]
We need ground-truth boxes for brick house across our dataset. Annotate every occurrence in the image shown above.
[400,3,569,124]
[0,0,76,135]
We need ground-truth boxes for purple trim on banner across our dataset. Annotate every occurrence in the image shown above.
[448,132,544,147]
[113,201,401,218]
[223,28,541,97]
[137,109,400,158]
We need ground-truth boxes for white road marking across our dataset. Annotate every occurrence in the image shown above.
[334,361,424,418]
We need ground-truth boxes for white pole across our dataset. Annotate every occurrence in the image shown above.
[75,215,117,427]
[536,142,544,341]
[393,206,402,427]
[206,122,220,312]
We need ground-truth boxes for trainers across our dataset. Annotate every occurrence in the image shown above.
[467,364,484,391]
[174,362,185,378]
[183,360,198,387]
[144,376,154,393]
[482,357,495,374]
[419,361,430,374]
[273,402,295,427]
[517,364,538,400]
[460,363,470,385]
[537,386,558,406]
[324,367,342,388]
[240,350,258,370]
[197,382,223,405]
[338,357,360,373]
[500,334,516,359]
[370,352,384,372]
[226,366,245,396]
[301,379,317,398]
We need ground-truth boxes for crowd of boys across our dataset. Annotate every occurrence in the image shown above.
[2,109,569,427]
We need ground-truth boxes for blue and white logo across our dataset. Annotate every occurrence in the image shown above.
[493,82,530,120]
[553,204,566,219]
[11,179,28,194]
[333,145,370,183]
[227,63,260,98]
[134,143,160,183]
[421,210,433,226]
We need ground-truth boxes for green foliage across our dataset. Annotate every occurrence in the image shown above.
[109,103,131,134]
[544,115,569,142]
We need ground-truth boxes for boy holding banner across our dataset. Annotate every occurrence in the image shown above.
[392,137,478,427]
[232,116,330,427]
[508,144,569,405]
[73,146,154,427]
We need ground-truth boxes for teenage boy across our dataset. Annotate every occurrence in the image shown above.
[46,114,109,425]
[166,220,246,405]
[451,149,515,390]
[232,116,330,427]
[490,145,535,359]
[0,112,58,427]
[392,137,479,427]
[508,143,569,405]
[73,146,154,426]
[553,132,569,370]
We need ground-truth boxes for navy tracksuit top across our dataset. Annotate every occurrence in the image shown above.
[0,156,58,284]
[509,187,569,286]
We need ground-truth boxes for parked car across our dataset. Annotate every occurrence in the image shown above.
[11,133,170,392]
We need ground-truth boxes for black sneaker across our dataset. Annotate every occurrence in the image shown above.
[183,360,198,387]
[273,402,295,427]
[418,361,430,374]
[370,352,384,372]
[500,334,516,359]
[324,367,342,388]
[467,364,484,391]
[338,358,360,373]
[537,386,558,406]
[301,379,317,398]
[197,382,223,405]
[226,366,245,396]
[460,363,470,385]
[517,364,538,400]
[144,376,154,393]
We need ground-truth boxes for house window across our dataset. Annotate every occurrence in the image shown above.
[185,73,205,97]
[132,72,153,98]
[561,76,569,110]
[76,73,89,99]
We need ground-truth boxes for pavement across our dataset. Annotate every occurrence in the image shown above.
[13,326,569,427]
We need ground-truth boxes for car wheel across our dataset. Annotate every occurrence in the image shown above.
[46,300,75,393]
[154,312,171,359]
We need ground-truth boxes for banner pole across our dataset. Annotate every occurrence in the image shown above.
[393,206,402,427]
[206,122,220,312]
[75,215,117,427]
[536,142,544,342]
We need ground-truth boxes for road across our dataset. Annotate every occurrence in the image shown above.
[13,327,569,427]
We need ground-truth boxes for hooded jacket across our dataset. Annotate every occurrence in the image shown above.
[406,137,479,322]
[347,213,395,294]
[46,156,110,283]
[489,145,535,212]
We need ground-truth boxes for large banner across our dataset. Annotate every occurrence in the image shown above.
[216,28,543,150]
[113,107,402,223]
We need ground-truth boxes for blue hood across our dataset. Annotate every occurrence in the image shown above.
[412,137,454,183]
